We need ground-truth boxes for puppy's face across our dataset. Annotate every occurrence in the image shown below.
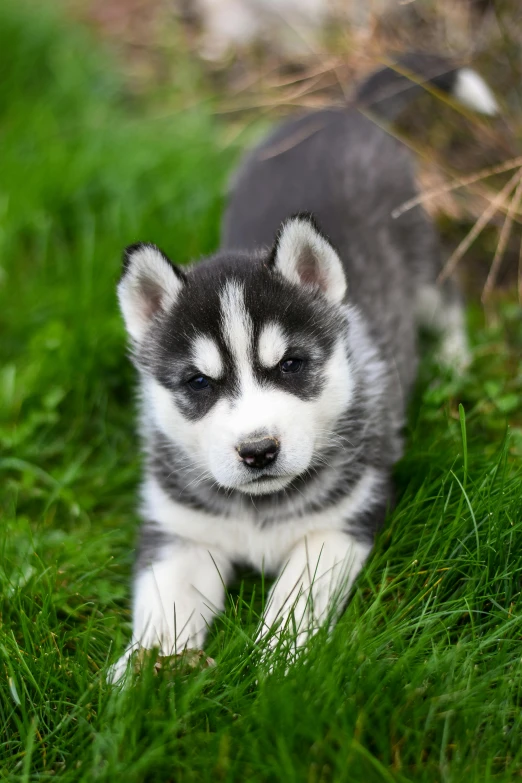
[119,216,352,495]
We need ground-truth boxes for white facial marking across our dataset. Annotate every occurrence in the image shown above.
[220,280,253,380]
[145,277,357,498]
[258,322,288,368]
[143,330,355,496]
[209,335,354,494]
[192,335,224,379]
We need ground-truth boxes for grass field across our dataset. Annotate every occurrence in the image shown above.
[1,3,522,781]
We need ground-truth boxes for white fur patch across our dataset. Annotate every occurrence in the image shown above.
[258,322,288,368]
[142,463,382,573]
[219,280,253,380]
[415,285,470,372]
[273,217,347,304]
[192,334,224,379]
[437,302,470,371]
[118,244,183,343]
[452,68,499,116]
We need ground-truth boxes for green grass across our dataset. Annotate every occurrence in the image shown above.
[1,3,522,781]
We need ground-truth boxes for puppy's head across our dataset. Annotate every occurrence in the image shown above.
[118,215,353,496]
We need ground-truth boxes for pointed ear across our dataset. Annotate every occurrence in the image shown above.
[117,243,186,342]
[269,214,347,304]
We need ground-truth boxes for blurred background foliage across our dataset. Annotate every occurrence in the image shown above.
[75,0,522,297]
[0,1,522,779]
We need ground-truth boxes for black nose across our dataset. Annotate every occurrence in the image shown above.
[237,437,279,470]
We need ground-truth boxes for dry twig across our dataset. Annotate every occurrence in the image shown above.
[482,172,522,302]
[518,235,522,305]
[438,168,522,283]
[392,156,522,219]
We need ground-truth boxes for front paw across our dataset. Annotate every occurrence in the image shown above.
[254,626,307,678]
[256,608,312,670]
[107,645,136,685]
[107,645,216,685]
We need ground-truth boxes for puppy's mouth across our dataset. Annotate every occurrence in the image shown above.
[236,472,296,496]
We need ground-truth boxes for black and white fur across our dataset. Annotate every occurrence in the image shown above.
[109,54,497,681]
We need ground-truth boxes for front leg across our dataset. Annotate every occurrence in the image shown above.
[109,535,232,682]
[258,530,372,655]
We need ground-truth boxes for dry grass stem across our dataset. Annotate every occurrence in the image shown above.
[217,73,337,114]
[518,235,522,305]
[392,156,522,220]
[438,168,522,284]
[263,58,343,90]
[482,173,522,303]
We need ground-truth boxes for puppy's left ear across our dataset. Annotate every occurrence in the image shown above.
[269,214,347,304]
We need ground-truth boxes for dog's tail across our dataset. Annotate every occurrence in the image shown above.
[355,53,498,121]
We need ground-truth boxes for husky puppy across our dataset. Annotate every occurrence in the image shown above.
[110,54,497,681]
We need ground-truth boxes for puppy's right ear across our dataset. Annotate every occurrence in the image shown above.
[117,243,186,342]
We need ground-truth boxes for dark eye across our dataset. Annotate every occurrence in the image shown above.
[280,358,303,374]
[187,375,210,391]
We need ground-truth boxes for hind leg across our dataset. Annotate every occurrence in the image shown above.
[415,279,471,372]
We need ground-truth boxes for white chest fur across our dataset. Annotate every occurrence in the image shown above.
[142,466,383,574]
